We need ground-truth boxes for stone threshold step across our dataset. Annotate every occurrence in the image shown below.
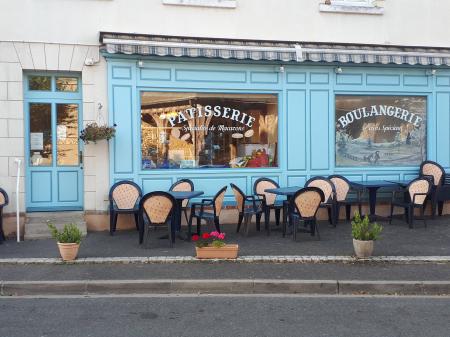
[2,279,450,297]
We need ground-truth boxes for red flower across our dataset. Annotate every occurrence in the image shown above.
[202,233,210,239]
[192,234,199,241]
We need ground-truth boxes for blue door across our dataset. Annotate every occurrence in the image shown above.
[24,74,84,211]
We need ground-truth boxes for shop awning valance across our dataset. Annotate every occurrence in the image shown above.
[100,32,450,66]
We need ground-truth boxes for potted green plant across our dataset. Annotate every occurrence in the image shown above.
[351,211,383,258]
[48,223,82,261]
[79,122,116,144]
[192,231,239,259]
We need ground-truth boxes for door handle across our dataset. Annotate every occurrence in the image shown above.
[79,150,83,167]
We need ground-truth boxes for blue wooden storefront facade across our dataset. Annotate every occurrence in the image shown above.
[106,55,450,203]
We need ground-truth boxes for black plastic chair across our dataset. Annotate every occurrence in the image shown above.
[0,188,9,243]
[253,178,283,233]
[289,187,325,241]
[305,176,336,227]
[389,178,431,228]
[169,179,194,225]
[109,181,142,235]
[328,175,362,222]
[419,160,445,218]
[188,186,227,236]
[138,191,176,247]
[230,183,264,236]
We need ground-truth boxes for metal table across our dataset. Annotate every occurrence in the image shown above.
[264,186,302,236]
[168,190,204,242]
[349,181,399,220]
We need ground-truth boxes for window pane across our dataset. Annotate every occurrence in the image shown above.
[28,76,51,91]
[56,104,79,166]
[29,103,52,166]
[141,92,278,169]
[56,77,78,92]
[335,95,427,167]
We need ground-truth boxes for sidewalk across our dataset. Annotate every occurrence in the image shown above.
[2,263,450,296]
[1,217,450,259]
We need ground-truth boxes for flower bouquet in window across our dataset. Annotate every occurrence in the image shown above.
[79,122,116,144]
[192,231,239,259]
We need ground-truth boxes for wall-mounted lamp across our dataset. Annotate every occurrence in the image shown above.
[426,69,437,76]
[334,67,343,74]
[137,60,144,68]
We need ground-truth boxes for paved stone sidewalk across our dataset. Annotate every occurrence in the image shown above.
[1,217,449,258]
[2,262,450,281]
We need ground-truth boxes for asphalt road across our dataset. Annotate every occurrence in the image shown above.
[1,295,449,337]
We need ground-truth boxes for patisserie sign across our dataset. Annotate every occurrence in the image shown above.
[167,105,255,128]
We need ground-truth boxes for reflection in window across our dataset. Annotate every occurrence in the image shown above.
[29,103,52,166]
[141,92,278,169]
[56,77,78,92]
[57,104,79,166]
[28,76,51,91]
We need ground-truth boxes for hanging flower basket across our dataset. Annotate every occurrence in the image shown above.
[79,123,116,144]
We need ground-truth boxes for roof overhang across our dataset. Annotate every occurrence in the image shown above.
[100,32,450,66]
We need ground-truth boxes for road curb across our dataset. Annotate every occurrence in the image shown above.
[1,279,450,296]
[0,255,450,265]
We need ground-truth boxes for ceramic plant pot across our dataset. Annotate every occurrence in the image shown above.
[57,242,80,261]
[353,239,374,258]
[195,244,239,259]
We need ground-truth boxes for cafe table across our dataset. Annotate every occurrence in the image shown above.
[264,186,302,236]
[349,181,399,220]
[168,190,204,242]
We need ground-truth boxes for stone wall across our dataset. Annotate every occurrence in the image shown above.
[0,41,109,223]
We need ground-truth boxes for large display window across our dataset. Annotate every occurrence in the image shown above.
[335,95,427,167]
[141,92,278,169]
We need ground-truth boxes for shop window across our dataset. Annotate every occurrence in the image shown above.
[141,92,278,169]
[335,95,427,167]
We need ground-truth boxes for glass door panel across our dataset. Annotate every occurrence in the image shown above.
[56,103,79,166]
[29,103,52,166]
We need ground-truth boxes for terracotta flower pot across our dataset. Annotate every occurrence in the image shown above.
[353,239,374,258]
[57,242,80,261]
[195,244,239,259]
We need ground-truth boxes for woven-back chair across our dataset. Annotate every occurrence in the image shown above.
[289,187,325,241]
[329,175,362,222]
[231,183,264,236]
[188,186,227,236]
[138,191,176,247]
[253,177,283,233]
[389,178,431,228]
[419,160,445,217]
[169,179,194,224]
[305,176,336,226]
[0,188,9,243]
[109,181,142,235]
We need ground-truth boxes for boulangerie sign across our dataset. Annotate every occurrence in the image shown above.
[335,95,427,167]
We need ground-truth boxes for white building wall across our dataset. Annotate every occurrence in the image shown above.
[0,42,108,214]
[0,0,449,48]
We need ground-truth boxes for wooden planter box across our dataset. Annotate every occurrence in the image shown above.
[195,244,239,259]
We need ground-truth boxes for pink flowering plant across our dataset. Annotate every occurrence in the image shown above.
[192,231,226,248]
